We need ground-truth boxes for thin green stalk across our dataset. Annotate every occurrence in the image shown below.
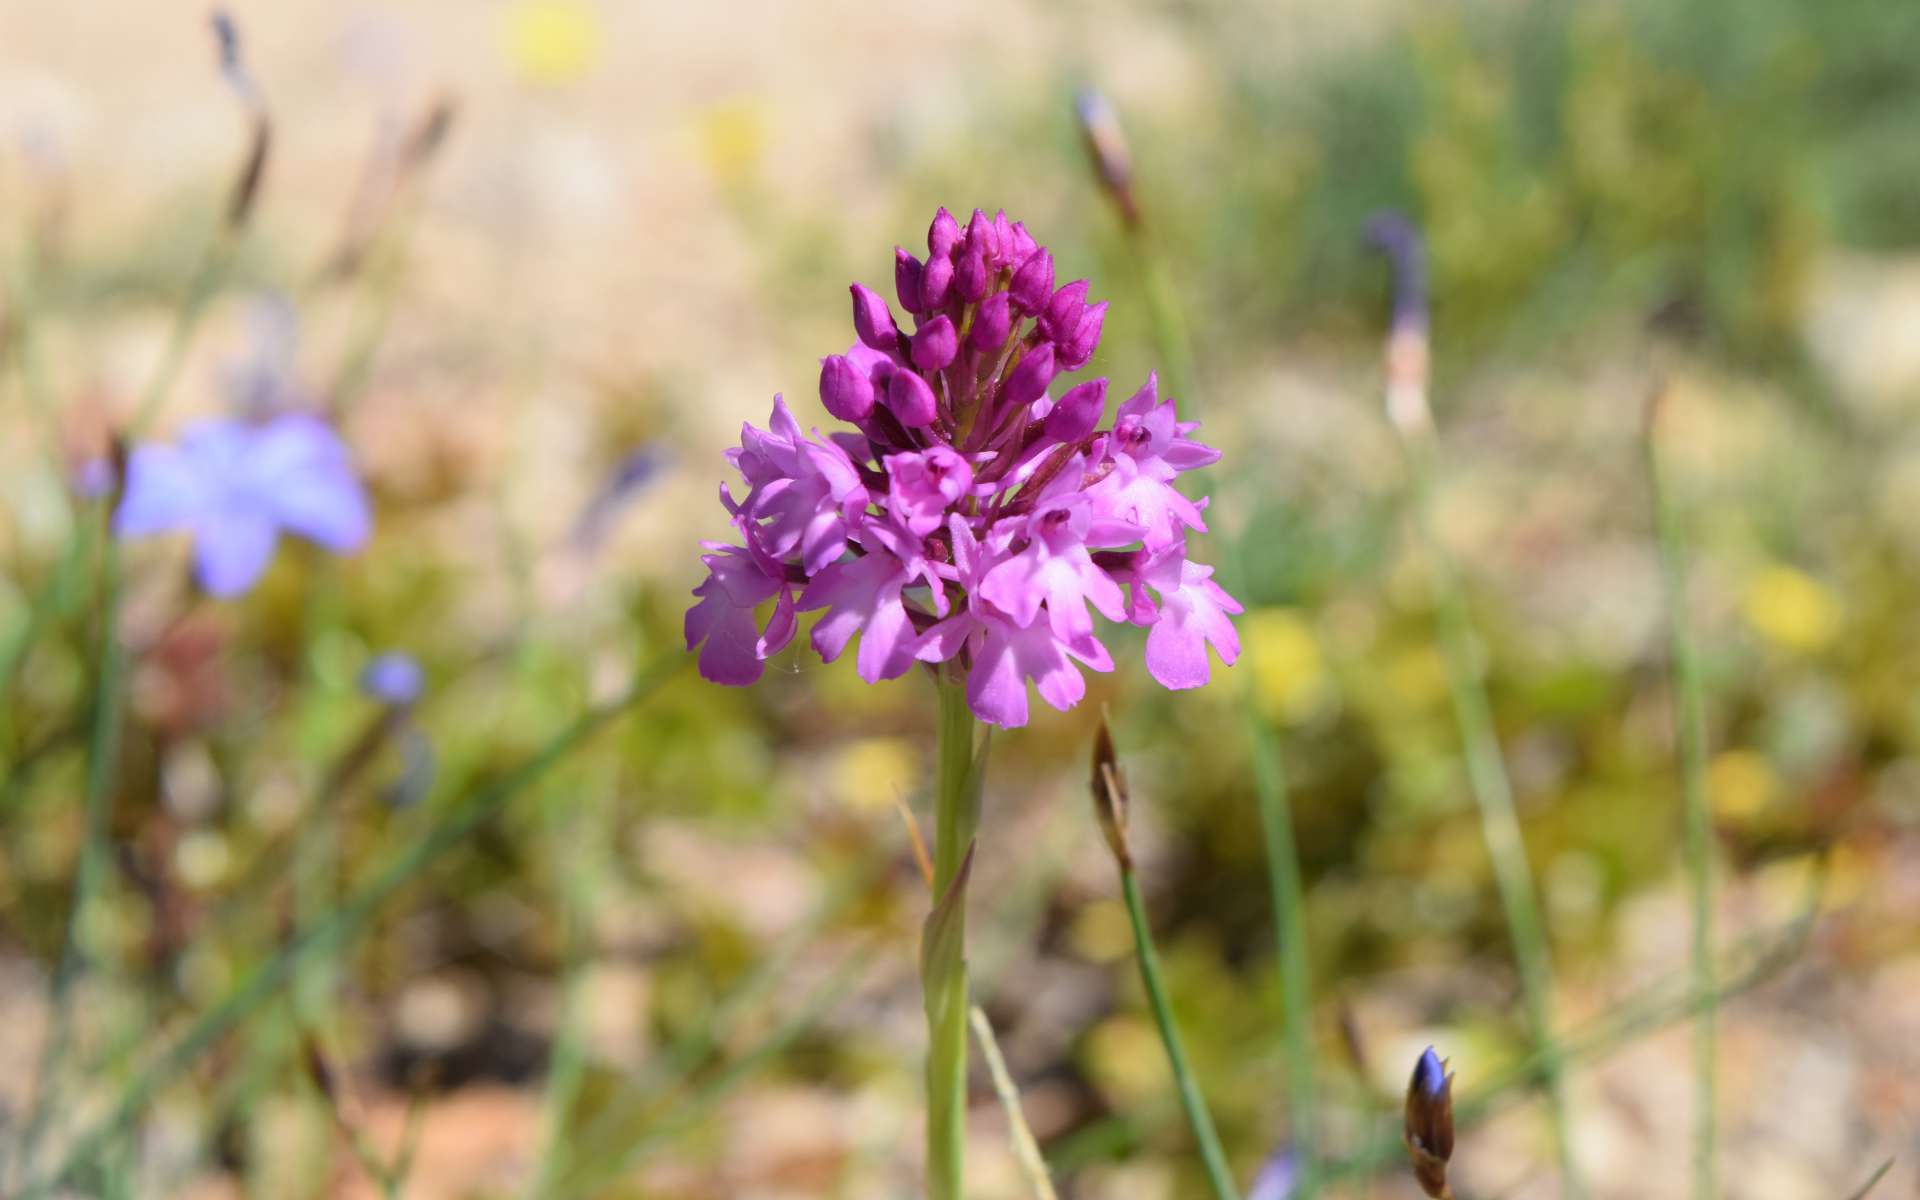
[1396,428,1580,1195]
[969,1004,1059,1200]
[1842,1159,1894,1200]
[925,673,984,1200]
[1106,166,1317,1190]
[20,657,684,1198]
[1645,391,1716,1200]
[12,504,127,1187]
[527,762,611,1199]
[1120,868,1239,1199]
[1246,713,1318,1192]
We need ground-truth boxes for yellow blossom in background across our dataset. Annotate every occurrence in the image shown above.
[1242,606,1329,723]
[1083,1014,1171,1107]
[1707,749,1777,823]
[1386,644,1451,709]
[696,100,767,192]
[830,736,918,812]
[1742,564,1842,653]
[502,0,602,86]
[1066,898,1135,963]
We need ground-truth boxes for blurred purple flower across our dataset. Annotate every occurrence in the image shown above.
[115,413,371,597]
[570,445,668,553]
[359,652,424,707]
[1248,1148,1300,1200]
[686,208,1236,725]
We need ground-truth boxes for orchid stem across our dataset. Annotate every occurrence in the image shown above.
[925,674,982,1200]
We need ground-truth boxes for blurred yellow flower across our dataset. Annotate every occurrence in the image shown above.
[1243,607,1328,723]
[1707,749,1777,822]
[697,100,767,191]
[502,0,601,86]
[1742,564,1841,653]
[830,736,918,812]
[1067,899,1135,963]
[1387,644,1450,709]
[1083,1014,1171,1106]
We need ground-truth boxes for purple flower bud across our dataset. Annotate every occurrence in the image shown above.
[965,208,998,266]
[1009,249,1054,315]
[1056,301,1108,370]
[819,354,876,422]
[894,247,925,313]
[1007,221,1037,265]
[850,283,898,352]
[920,252,954,310]
[887,368,939,427]
[1044,378,1106,443]
[928,207,961,259]
[955,244,990,304]
[969,292,1012,354]
[1403,1046,1456,1200]
[1041,279,1090,341]
[993,210,1017,263]
[912,315,959,372]
[1000,343,1055,409]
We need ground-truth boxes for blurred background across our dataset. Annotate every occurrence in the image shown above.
[2,0,1919,1195]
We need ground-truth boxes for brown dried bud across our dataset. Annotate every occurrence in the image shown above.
[1403,1046,1456,1199]
[1090,719,1131,868]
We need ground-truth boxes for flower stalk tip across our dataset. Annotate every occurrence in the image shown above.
[1403,1046,1456,1199]
[1089,718,1131,869]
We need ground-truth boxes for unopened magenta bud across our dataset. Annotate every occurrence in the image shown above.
[1057,301,1108,370]
[955,244,990,304]
[1007,220,1037,265]
[819,354,876,422]
[894,247,925,313]
[921,253,954,310]
[1044,378,1106,442]
[1001,344,1055,409]
[928,207,961,259]
[1009,248,1054,315]
[969,292,1012,353]
[850,283,898,352]
[1041,279,1090,341]
[887,368,939,427]
[912,315,959,372]
[966,208,998,264]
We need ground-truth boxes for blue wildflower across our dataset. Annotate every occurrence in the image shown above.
[114,413,370,597]
[359,652,424,708]
[1248,1148,1299,1200]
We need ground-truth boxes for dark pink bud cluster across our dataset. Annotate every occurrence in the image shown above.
[687,209,1240,727]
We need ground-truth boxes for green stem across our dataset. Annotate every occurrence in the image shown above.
[1398,428,1581,1196]
[13,505,126,1187]
[1246,714,1318,1192]
[1646,406,1716,1200]
[1120,868,1239,1200]
[926,674,981,1200]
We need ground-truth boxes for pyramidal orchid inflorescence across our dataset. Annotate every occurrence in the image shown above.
[687,208,1240,727]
